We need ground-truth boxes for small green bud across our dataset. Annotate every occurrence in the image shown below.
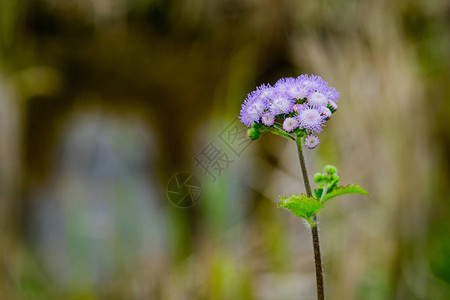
[324,165,337,174]
[251,122,262,129]
[248,127,260,140]
[313,173,323,183]
[331,173,340,181]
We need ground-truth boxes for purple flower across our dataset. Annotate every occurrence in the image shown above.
[297,74,327,94]
[305,135,320,149]
[261,113,275,126]
[328,100,338,111]
[319,107,332,118]
[239,85,272,126]
[275,77,309,100]
[297,75,340,105]
[269,91,295,115]
[292,103,305,112]
[239,99,266,126]
[298,107,325,133]
[239,74,339,133]
[325,87,340,103]
[307,91,328,108]
[283,117,298,132]
[256,84,277,101]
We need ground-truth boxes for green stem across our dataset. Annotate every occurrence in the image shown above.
[296,137,313,196]
[295,137,325,300]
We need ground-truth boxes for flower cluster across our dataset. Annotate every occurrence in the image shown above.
[239,74,339,149]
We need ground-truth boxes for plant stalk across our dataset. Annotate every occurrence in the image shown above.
[295,137,325,300]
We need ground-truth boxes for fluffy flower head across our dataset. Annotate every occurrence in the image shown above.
[305,135,320,149]
[298,107,325,133]
[239,74,339,140]
[239,85,271,126]
[308,92,328,108]
[328,100,338,111]
[283,117,298,132]
[261,113,275,126]
[269,92,294,114]
[292,103,305,112]
[320,107,332,118]
[275,77,309,100]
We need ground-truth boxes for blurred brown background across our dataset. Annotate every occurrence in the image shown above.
[1,0,450,299]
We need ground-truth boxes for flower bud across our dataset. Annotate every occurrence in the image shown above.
[247,127,260,140]
[314,173,323,183]
[324,165,337,174]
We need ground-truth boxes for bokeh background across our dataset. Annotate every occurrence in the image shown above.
[1,0,450,299]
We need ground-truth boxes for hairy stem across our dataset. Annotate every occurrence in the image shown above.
[295,137,325,300]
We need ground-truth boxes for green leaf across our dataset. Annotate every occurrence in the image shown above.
[313,188,323,199]
[328,175,340,191]
[322,184,369,203]
[278,194,323,226]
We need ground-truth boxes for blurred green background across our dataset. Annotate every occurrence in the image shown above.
[1,0,450,299]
